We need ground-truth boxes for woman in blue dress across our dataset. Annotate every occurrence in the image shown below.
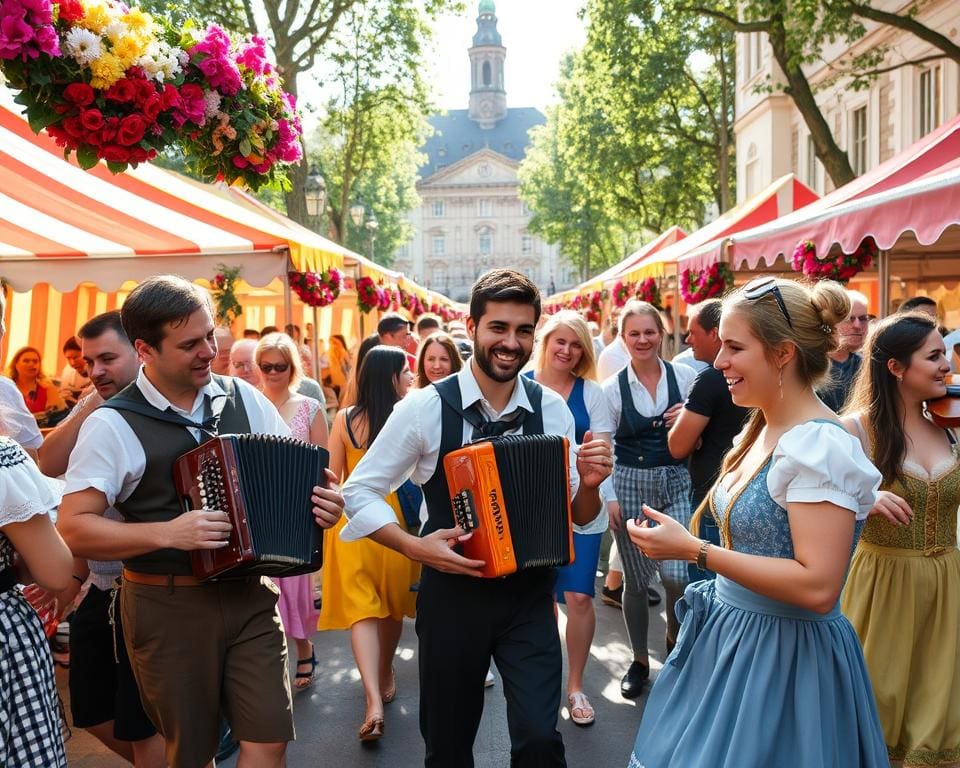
[527,310,613,726]
[625,277,888,767]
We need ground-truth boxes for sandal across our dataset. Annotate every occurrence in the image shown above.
[294,648,318,691]
[381,666,397,704]
[358,713,384,741]
[567,691,595,727]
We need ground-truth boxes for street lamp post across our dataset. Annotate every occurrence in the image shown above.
[303,166,327,368]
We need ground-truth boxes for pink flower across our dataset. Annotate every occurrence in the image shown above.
[235,34,268,75]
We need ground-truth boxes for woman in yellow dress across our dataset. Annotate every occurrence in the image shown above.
[319,345,419,742]
[842,311,960,767]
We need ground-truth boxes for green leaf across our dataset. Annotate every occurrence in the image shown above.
[239,137,252,157]
[106,161,128,174]
[27,104,61,134]
[76,146,100,170]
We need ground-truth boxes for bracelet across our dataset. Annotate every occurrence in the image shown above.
[72,574,84,584]
[696,540,711,570]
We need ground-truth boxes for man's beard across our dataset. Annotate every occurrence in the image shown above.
[473,341,529,383]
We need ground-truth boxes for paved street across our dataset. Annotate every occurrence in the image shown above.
[64,582,666,767]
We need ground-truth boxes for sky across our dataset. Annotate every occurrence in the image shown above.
[425,0,587,111]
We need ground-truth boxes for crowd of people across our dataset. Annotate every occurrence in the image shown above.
[0,267,958,768]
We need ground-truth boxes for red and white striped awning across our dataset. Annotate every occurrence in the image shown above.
[0,88,348,292]
[722,113,960,270]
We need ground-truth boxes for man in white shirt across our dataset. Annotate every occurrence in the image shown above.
[58,275,345,768]
[59,335,91,406]
[342,269,612,767]
[597,336,630,381]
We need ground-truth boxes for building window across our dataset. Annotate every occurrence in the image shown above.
[479,228,492,255]
[478,199,492,217]
[744,142,759,198]
[432,236,445,256]
[482,60,492,87]
[805,135,819,190]
[850,106,868,176]
[397,243,410,259]
[744,32,763,79]
[521,235,534,254]
[521,201,532,216]
[919,66,942,137]
[432,200,444,217]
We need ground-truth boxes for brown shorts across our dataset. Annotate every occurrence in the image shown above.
[121,576,293,768]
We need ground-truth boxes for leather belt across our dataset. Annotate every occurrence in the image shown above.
[121,568,204,587]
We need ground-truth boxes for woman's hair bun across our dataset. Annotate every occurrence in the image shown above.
[809,281,851,329]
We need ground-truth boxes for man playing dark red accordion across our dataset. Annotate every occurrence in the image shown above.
[343,269,613,767]
[59,275,345,768]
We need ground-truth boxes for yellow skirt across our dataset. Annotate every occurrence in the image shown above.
[842,542,960,767]
[317,501,420,631]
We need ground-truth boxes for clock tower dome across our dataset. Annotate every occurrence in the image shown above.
[468,0,507,128]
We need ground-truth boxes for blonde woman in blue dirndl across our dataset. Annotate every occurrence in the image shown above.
[625,278,887,767]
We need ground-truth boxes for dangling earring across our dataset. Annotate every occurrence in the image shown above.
[896,374,903,385]
[778,367,784,399]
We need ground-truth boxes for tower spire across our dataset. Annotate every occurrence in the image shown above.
[468,0,506,128]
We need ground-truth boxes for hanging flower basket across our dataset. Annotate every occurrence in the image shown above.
[288,267,341,308]
[356,276,380,313]
[791,236,877,283]
[681,262,734,305]
[612,280,632,308]
[636,277,661,308]
[211,264,242,325]
[0,0,302,188]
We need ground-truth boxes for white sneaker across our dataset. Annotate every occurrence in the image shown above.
[484,668,495,688]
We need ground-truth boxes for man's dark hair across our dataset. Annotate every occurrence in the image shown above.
[62,335,81,353]
[691,299,722,332]
[469,269,541,326]
[898,296,937,313]
[260,325,279,336]
[120,275,212,349]
[416,314,441,335]
[377,313,412,336]
[78,310,131,345]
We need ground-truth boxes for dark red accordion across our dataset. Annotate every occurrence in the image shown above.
[174,434,328,580]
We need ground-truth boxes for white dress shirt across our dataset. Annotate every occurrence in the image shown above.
[597,337,630,381]
[602,358,698,426]
[341,362,580,541]
[64,368,288,506]
[671,347,709,373]
[0,375,42,450]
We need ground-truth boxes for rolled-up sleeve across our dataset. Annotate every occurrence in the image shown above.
[341,392,429,541]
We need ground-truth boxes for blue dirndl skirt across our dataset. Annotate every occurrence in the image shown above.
[628,576,887,768]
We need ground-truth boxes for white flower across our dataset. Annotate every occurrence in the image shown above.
[203,90,222,119]
[136,41,183,82]
[103,21,130,46]
[63,27,103,67]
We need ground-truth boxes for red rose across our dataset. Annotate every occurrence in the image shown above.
[129,147,154,163]
[134,79,155,107]
[117,115,147,146]
[79,108,104,131]
[100,117,120,143]
[141,94,161,122]
[63,116,86,138]
[63,83,95,107]
[57,0,85,22]
[159,84,181,111]
[101,145,131,163]
[104,78,137,103]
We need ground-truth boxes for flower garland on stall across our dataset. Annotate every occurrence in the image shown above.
[612,280,632,308]
[680,261,734,305]
[356,276,383,314]
[0,0,302,188]
[210,263,242,324]
[288,267,341,308]
[791,236,877,283]
[635,277,661,308]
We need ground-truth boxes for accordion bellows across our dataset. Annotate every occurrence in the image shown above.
[443,434,574,578]
[174,434,329,580]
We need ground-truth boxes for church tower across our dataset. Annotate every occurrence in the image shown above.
[468,0,507,128]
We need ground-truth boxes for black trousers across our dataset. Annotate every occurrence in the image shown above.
[416,566,566,768]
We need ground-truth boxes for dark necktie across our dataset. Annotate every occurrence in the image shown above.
[469,404,527,441]
[164,394,226,439]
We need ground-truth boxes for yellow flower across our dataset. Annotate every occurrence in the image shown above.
[89,52,125,89]
[112,35,143,63]
[123,8,151,34]
[80,2,111,33]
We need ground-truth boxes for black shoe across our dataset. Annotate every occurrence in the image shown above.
[647,587,662,606]
[600,585,623,608]
[620,661,649,700]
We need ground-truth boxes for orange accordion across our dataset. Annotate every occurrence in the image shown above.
[443,434,575,578]
[174,434,328,580]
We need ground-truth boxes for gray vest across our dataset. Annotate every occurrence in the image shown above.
[101,375,251,575]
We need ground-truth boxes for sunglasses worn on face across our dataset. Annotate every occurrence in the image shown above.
[259,362,289,374]
[743,278,793,329]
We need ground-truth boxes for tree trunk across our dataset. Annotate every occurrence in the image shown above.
[767,15,856,187]
[277,57,309,229]
[717,42,732,213]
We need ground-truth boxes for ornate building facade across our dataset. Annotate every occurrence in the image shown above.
[735,0,960,202]
[391,1,576,302]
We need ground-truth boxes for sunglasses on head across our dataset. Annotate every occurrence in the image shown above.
[259,362,289,374]
[743,277,793,329]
